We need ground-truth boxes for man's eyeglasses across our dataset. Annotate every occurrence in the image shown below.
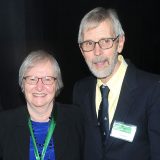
[79,35,119,52]
[23,76,56,85]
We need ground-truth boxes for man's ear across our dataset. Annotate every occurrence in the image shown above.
[79,45,85,56]
[117,35,125,53]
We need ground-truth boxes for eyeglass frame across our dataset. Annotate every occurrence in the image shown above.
[23,76,57,85]
[79,35,119,52]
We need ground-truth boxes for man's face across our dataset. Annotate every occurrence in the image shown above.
[80,20,125,82]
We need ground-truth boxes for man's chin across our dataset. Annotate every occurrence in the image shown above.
[91,70,110,78]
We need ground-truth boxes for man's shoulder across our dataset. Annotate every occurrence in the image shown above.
[55,102,80,112]
[54,102,83,124]
[126,61,160,88]
[74,75,96,86]
[128,62,160,81]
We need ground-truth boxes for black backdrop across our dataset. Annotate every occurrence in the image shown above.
[0,0,159,110]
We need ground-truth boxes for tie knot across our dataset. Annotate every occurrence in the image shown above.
[100,85,110,99]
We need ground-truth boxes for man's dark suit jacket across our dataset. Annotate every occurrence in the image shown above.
[73,62,160,160]
[0,102,84,160]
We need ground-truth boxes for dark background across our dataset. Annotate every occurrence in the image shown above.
[0,0,159,110]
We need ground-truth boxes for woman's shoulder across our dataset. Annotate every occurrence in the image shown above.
[54,102,83,123]
[0,106,26,124]
[55,102,79,111]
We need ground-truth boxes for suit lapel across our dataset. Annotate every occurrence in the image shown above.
[88,78,98,124]
[86,77,104,154]
[14,124,30,160]
[106,64,138,150]
[14,107,30,160]
[53,103,70,160]
[54,126,70,160]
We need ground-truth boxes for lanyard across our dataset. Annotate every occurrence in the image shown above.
[28,117,56,160]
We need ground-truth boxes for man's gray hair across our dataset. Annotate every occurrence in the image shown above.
[78,7,124,43]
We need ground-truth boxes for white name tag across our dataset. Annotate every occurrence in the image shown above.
[110,121,137,142]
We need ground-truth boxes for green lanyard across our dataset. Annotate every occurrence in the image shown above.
[28,117,56,160]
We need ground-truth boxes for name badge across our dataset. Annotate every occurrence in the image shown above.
[110,121,137,142]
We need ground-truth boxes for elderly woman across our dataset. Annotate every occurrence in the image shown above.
[0,50,84,160]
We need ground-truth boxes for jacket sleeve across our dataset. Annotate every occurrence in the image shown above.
[148,81,160,159]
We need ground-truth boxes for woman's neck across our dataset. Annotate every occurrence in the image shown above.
[27,103,53,122]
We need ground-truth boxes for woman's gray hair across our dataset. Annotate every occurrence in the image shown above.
[19,50,63,97]
[78,7,124,43]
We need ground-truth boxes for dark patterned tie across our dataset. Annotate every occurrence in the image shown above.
[98,85,110,144]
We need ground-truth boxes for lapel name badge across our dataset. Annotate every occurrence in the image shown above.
[110,121,137,142]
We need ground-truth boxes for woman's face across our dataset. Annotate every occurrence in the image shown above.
[23,60,56,109]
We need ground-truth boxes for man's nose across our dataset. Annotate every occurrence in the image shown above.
[94,43,103,56]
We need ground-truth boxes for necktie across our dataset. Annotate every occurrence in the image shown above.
[98,85,110,143]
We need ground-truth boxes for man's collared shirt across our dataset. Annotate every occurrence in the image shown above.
[96,55,128,127]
